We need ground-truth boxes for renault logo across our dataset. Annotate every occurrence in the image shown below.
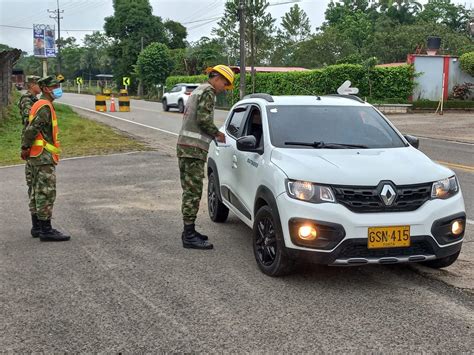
[380,185,397,206]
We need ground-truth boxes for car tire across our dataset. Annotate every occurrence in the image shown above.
[162,99,169,112]
[253,205,294,277]
[421,251,460,269]
[178,100,184,113]
[208,172,229,223]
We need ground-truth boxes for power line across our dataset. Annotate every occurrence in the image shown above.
[0,25,102,32]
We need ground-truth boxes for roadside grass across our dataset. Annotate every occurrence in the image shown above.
[0,93,148,166]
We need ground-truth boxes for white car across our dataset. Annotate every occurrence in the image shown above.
[207,93,466,276]
[162,83,199,113]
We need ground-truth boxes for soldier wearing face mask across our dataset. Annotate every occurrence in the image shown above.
[21,75,70,242]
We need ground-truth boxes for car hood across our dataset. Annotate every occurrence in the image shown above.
[271,147,454,186]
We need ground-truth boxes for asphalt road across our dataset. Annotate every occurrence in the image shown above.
[1,93,472,352]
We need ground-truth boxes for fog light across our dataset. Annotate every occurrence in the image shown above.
[298,226,317,241]
[451,220,464,235]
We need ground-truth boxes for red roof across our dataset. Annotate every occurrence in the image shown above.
[230,66,308,73]
[376,62,406,67]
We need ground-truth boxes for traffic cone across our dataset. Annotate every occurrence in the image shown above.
[109,95,116,112]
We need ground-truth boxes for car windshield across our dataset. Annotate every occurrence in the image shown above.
[266,105,406,149]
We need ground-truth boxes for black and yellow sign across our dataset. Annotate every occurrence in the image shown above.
[76,77,83,85]
[56,74,65,82]
[123,77,131,86]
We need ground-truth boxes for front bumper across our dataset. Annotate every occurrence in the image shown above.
[276,192,466,265]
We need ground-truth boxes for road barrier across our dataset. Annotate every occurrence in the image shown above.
[103,88,111,100]
[95,94,107,112]
[119,89,130,112]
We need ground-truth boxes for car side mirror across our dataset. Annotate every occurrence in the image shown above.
[404,135,419,149]
[237,135,263,154]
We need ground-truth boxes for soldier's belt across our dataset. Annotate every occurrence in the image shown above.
[181,130,213,143]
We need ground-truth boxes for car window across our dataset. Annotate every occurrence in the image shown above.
[226,106,248,138]
[267,105,406,149]
[185,85,198,93]
[243,106,264,148]
[171,85,181,93]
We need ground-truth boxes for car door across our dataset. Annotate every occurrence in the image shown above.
[217,105,249,216]
[233,105,266,217]
[168,85,181,105]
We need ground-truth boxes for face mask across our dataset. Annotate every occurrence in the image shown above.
[51,88,63,99]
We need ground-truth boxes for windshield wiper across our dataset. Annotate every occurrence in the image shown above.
[284,141,368,149]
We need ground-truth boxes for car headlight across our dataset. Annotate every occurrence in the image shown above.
[286,180,335,203]
[431,176,459,199]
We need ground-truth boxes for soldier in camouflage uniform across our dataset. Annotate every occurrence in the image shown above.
[18,75,41,237]
[177,64,235,249]
[21,75,70,242]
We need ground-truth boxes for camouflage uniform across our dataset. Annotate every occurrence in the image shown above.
[18,84,40,218]
[22,98,57,221]
[177,83,219,225]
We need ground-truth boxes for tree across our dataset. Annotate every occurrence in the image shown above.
[272,4,311,66]
[420,0,471,34]
[136,42,173,92]
[324,0,376,27]
[185,37,228,75]
[104,0,166,89]
[164,20,187,49]
[377,0,423,24]
[213,0,276,66]
[0,44,13,51]
[280,4,311,43]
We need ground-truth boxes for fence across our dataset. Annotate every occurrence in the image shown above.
[63,80,119,95]
[0,49,22,122]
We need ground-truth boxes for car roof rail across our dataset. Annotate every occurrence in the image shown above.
[243,93,274,102]
[324,94,366,103]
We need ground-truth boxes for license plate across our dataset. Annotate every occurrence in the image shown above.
[368,226,410,249]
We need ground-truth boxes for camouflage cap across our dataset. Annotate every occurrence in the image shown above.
[25,75,41,84]
[38,75,60,88]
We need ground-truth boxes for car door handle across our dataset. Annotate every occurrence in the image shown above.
[232,154,238,169]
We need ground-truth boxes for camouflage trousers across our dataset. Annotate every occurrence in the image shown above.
[25,162,56,220]
[178,157,205,225]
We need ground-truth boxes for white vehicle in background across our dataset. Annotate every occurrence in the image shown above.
[206,92,466,276]
[162,83,199,113]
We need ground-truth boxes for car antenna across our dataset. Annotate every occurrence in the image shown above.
[288,81,321,100]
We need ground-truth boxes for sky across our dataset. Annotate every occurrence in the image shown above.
[1,0,473,55]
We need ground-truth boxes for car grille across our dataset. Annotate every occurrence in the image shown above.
[338,240,434,259]
[332,182,432,213]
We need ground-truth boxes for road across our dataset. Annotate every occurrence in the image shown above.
[59,93,474,220]
[1,93,472,352]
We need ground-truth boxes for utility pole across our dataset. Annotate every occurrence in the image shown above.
[238,0,246,99]
[48,0,64,74]
[138,36,144,98]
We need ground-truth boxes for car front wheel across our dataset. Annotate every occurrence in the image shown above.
[421,251,460,269]
[253,205,294,276]
[208,172,229,223]
[162,98,169,111]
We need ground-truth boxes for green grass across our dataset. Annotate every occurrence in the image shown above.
[0,93,148,166]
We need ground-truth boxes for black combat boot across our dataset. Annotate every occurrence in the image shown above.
[38,219,71,242]
[31,214,40,238]
[182,224,213,250]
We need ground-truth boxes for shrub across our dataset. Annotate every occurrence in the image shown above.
[459,52,474,77]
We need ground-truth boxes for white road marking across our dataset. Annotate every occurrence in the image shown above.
[0,151,145,169]
[64,103,179,136]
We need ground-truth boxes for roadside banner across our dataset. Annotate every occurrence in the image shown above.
[33,24,56,58]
